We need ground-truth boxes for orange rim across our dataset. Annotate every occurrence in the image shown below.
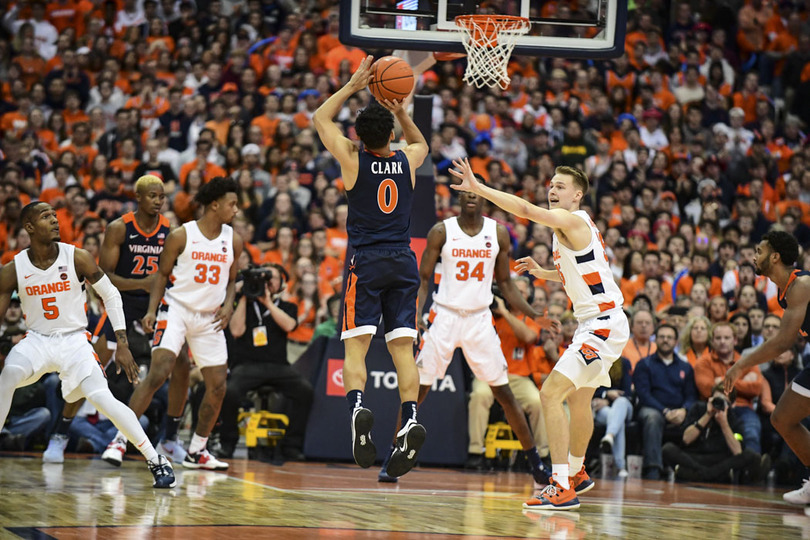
[455,14,530,46]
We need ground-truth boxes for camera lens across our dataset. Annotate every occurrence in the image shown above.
[711,396,726,411]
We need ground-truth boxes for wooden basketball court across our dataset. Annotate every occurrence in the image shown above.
[0,451,807,539]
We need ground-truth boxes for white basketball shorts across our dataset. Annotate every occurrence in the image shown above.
[417,304,508,387]
[4,330,105,403]
[152,300,228,368]
[554,308,630,389]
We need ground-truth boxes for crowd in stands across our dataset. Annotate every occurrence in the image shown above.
[1,0,810,486]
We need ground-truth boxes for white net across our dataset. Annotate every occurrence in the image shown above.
[456,15,531,90]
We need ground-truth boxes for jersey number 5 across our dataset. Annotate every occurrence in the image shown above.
[456,261,485,281]
[42,297,59,320]
[193,264,221,284]
[377,179,399,214]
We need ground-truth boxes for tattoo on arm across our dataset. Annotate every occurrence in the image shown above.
[115,330,128,344]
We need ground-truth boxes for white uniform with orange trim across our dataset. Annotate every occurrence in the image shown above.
[552,210,629,389]
[418,217,509,386]
[152,221,234,367]
[6,243,104,402]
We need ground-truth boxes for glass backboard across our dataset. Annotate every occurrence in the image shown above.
[339,0,628,59]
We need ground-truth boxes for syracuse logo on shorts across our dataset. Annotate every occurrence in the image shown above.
[326,358,345,396]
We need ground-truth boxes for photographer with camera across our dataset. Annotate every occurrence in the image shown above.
[217,263,313,461]
[662,383,765,483]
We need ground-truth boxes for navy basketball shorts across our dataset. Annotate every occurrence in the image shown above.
[792,365,810,399]
[341,247,419,342]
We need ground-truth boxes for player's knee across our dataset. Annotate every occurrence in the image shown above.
[539,384,565,406]
[206,379,227,401]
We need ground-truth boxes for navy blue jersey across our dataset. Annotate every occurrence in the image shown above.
[346,149,413,250]
[777,269,810,337]
[115,212,171,322]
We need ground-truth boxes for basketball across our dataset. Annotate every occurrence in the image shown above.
[368,56,414,103]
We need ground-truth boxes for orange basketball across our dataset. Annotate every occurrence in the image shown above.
[368,56,414,103]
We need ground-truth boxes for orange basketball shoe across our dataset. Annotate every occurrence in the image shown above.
[570,466,595,494]
[523,477,581,511]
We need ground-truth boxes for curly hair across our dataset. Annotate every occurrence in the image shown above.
[195,176,238,206]
[761,230,799,266]
[355,102,394,149]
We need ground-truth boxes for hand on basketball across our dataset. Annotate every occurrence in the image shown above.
[142,312,156,334]
[379,98,405,115]
[213,303,234,331]
[115,345,139,385]
[515,256,541,277]
[449,158,480,193]
[348,55,375,92]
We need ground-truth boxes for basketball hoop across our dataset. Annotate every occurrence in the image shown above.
[455,15,531,90]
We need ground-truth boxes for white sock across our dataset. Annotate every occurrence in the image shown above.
[113,431,128,445]
[552,464,570,489]
[188,433,208,455]
[82,387,149,460]
[569,453,584,473]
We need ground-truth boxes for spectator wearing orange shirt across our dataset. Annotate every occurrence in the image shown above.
[251,94,281,145]
[324,204,348,264]
[179,139,227,187]
[621,309,658,372]
[108,136,141,184]
[15,37,47,90]
[732,72,767,124]
[59,122,98,175]
[204,98,231,146]
[0,226,30,265]
[286,271,321,364]
[694,322,764,452]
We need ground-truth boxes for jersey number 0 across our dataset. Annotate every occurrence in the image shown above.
[377,179,399,214]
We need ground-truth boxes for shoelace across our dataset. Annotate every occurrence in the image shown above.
[149,458,172,477]
[539,484,558,498]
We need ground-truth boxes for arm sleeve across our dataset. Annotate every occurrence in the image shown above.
[92,274,126,332]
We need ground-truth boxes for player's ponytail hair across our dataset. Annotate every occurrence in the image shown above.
[555,165,590,196]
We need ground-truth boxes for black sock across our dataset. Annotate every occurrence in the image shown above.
[54,416,73,436]
[347,390,364,413]
[401,401,417,426]
[164,415,183,442]
[527,447,543,470]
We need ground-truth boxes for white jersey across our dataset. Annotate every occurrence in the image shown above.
[15,243,87,334]
[165,221,234,312]
[552,210,624,321]
[432,216,499,311]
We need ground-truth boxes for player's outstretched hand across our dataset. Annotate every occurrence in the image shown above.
[142,312,156,334]
[449,158,481,193]
[213,303,234,331]
[515,256,541,277]
[115,345,140,384]
[349,55,375,92]
[724,363,742,395]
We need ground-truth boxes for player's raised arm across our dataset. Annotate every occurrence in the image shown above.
[74,248,139,383]
[449,158,584,231]
[313,55,374,168]
[416,222,446,329]
[725,276,810,393]
[142,227,186,333]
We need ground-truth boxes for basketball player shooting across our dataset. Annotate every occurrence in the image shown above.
[313,55,430,478]
[450,159,629,511]
[0,202,176,488]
